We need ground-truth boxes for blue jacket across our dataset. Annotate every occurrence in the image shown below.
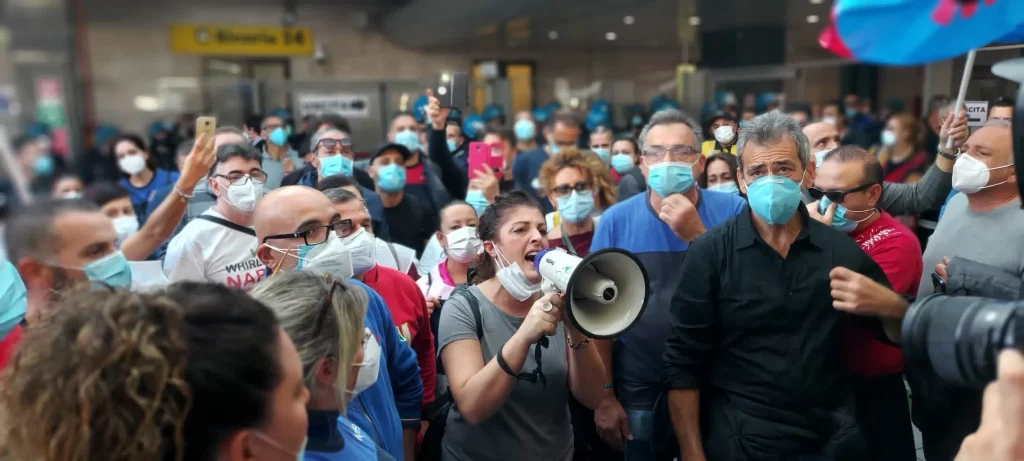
[305,410,387,461]
[348,279,422,461]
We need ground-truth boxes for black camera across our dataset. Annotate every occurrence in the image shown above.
[902,294,1024,388]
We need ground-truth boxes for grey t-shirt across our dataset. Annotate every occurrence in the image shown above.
[437,286,572,461]
[918,194,1024,298]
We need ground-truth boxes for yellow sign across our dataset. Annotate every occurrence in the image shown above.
[170,25,313,56]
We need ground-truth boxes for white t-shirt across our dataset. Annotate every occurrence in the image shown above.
[163,209,266,289]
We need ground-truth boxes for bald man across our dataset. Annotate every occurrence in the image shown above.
[251,186,424,461]
[802,118,959,217]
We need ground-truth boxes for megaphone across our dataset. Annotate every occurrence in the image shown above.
[533,247,650,339]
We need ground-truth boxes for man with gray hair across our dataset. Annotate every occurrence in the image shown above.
[663,111,898,459]
[589,109,746,459]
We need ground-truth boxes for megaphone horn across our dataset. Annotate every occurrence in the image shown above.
[533,248,650,339]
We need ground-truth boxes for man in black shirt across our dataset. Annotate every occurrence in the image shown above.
[663,111,903,460]
[370,143,436,256]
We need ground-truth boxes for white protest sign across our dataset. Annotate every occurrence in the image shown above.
[964,101,988,127]
[296,93,370,119]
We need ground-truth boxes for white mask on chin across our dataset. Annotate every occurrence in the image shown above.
[490,244,540,301]
[341,228,377,275]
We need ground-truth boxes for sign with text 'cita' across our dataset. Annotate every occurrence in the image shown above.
[170,25,314,56]
[964,101,989,127]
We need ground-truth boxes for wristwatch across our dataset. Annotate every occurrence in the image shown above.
[937,145,960,160]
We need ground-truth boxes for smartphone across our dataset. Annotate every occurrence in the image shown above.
[437,72,469,109]
[195,116,217,140]
[931,272,947,293]
[468,141,503,178]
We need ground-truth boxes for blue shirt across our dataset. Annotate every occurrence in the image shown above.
[590,189,746,408]
[347,279,422,461]
[511,147,554,213]
[306,412,382,461]
[120,168,179,223]
[938,189,959,222]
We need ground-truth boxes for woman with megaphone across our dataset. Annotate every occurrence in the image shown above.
[438,190,606,461]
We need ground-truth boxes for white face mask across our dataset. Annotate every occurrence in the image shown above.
[350,328,380,397]
[713,125,736,145]
[490,244,540,301]
[822,116,837,127]
[59,191,82,200]
[118,155,147,175]
[112,215,139,246]
[445,226,481,264]
[220,177,264,213]
[267,233,354,281]
[952,153,1014,195]
[341,228,377,275]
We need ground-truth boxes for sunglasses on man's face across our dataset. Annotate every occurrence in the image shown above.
[806,183,873,204]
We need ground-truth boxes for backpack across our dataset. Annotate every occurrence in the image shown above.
[419,284,482,461]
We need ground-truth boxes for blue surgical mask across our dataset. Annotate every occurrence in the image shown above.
[818,196,875,233]
[739,120,751,129]
[549,141,561,155]
[881,130,897,146]
[269,127,289,147]
[845,107,858,118]
[611,154,634,174]
[745,175,803,225]
[708,182,740,194]
[376,164,406,193]
[34,155,55,176]
[320,154,353,178]
[447,139,459,153]
[395,130,420,152]
[0,261,27,339]
[557,190,595,224]
[647,162,695,197]
[465,189,489,216]
[514,119,536,141]
[593,148,611,164]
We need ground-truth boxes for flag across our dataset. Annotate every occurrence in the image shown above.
[820,0,1024,65]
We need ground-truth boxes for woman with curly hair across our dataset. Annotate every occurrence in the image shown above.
[538,147,617,256]
[0,282,309,461]
[251,271,390,461]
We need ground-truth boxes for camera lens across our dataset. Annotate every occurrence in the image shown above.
[902,294,1022,388]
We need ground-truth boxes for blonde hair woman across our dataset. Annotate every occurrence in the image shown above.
[251,271,388,461]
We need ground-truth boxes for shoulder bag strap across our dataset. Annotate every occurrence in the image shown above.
[195,215,257,237]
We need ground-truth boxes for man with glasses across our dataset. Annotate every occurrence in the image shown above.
[663,112,896,460]
[812,146,921,461]
[283,127,390,241]
[163,143,267,288]
[513,110,583,213]
[588,109,746,460]
[253,185,424,461]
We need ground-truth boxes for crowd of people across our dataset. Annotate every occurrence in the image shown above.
[0,86,1019,461]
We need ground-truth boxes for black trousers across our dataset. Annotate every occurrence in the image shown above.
[852,373,917,461]
[570,395,623,461]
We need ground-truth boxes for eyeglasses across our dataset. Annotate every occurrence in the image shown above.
[214,172,267,185]
[312,277,348,338]
[261,219,354,245]
[551,181,593,197]
[641,145,699,163]
[807,184,874,204]
[317,138,353,151]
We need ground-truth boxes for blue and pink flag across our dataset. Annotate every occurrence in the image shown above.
[820,0,1024,65]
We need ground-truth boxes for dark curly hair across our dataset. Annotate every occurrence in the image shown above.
[0,282,283,461]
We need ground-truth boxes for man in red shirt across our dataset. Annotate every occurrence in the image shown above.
[1,199,125,369]
[812,145,922,461]
[327,186,436,412]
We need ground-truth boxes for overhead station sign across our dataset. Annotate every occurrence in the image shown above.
[170,24,314,56]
